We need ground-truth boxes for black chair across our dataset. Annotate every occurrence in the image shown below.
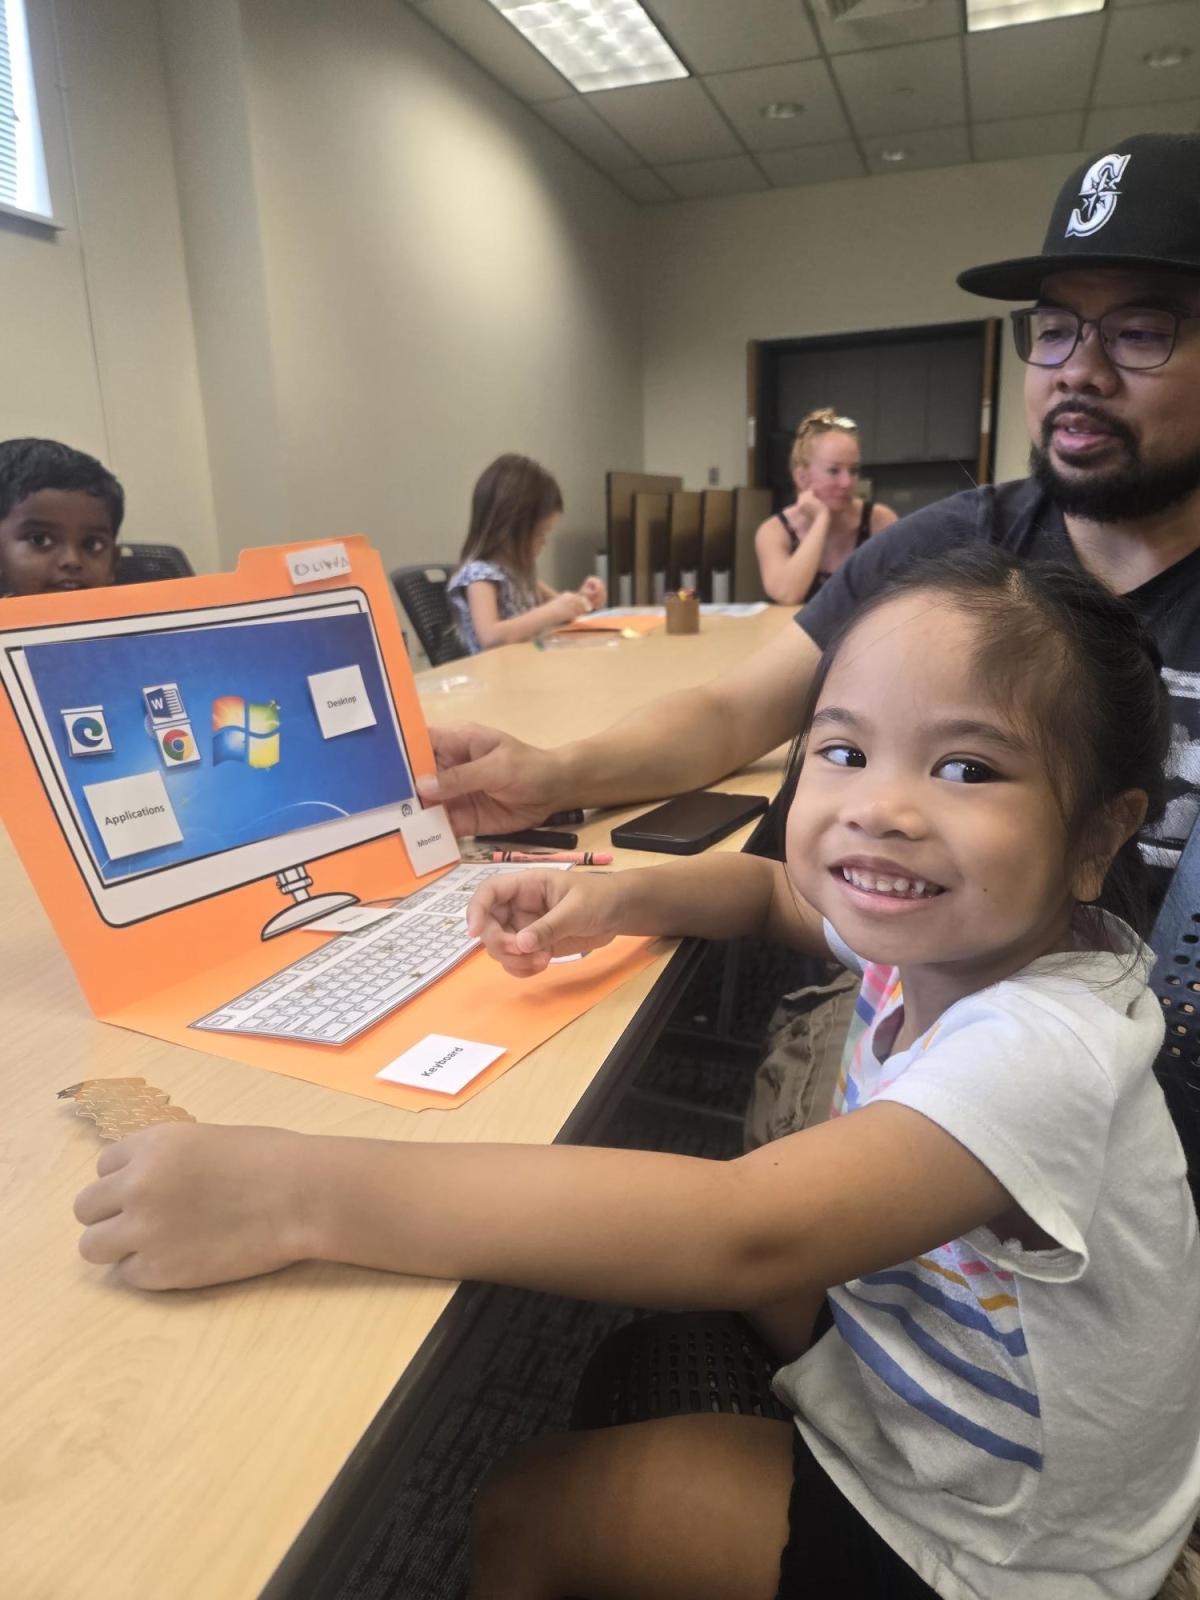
[1146,823,1200,1217]
[114,543,195,584]
[570,1310,790,1430]
[391,564,464,667]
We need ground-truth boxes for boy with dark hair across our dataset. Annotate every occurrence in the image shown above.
[0,437,123,596]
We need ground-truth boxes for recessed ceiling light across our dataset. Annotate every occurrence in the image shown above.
[1143,44,1191,68]
[484,0,689,93]
[761,101,803,120]
[965,0,1105,33]
[880,147,907,163]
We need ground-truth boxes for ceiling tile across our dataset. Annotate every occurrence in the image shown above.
[645,0,819,74]
[536,96,642,171]
[654,155,770,199]
[832,37,966,137]
[587,79,742,164]
[863,123,971,174]
[610,167,676,203]
[408,0,569,103]
[972,112,1085,162]
[704,61,851,149]
[814,0,963,56]
[1083,99,1200,147]
[1092,1,1200,107]
[967,15,1104,120]
[757,140,868,185]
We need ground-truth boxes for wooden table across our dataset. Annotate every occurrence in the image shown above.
[2,606,794,1600]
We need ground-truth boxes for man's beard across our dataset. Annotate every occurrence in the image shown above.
[1031,404,1200,521]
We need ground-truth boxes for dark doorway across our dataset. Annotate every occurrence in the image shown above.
[750,319,1001,519]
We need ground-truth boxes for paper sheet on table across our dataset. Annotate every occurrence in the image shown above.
[555,612,664,635]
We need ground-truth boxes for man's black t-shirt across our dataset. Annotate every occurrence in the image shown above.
[797,478,1200,882]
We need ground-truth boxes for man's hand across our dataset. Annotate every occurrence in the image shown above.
[467,869,622,975]
[74,1123,312,1291]
[418,723,568,836]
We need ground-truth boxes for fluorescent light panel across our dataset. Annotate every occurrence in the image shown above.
[966,0,1104,31]
[485,0,688,92]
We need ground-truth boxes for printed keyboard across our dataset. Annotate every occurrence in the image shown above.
[191,862,547,1046]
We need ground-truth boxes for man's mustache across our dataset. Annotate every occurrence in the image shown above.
[1041,400,1138,456]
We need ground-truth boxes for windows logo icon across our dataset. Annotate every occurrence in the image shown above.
[212,696,280,769]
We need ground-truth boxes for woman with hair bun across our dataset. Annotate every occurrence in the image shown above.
[755,409,897,606]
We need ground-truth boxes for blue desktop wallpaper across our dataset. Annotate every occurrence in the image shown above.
[24,611,415,881]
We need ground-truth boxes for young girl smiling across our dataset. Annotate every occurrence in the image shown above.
[75,550,1200,1599]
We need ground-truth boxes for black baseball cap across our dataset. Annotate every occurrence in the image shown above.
[958,132,1200,301]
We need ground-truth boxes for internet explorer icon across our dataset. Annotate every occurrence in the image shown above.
[212,696,280,769]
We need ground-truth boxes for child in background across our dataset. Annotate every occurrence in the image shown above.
[447,453,606,652]
[0,438,123,596]
[74,549,1200,1600]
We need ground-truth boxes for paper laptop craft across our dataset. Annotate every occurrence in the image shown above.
[0,537,656,1111]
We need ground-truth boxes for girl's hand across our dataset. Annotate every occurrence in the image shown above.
[580,575,606,610]
[467,869,622,975]
[547,590,589,626]
[794,489,830,527]
[74,1123,313,1291]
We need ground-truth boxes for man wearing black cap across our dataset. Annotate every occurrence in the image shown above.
[422,133,1200,880]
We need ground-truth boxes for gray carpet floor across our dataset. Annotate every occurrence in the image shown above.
[334,937,810,1600]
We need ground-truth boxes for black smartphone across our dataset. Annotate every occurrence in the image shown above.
[610,790,770,855]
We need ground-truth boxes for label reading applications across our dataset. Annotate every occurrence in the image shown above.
[286,543,352,587]
[83,770,184,861]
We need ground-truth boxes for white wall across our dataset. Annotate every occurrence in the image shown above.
[639,151,1088,497]
[5,1,1091,585]
[0,0,219,568]
[235,0,643,586]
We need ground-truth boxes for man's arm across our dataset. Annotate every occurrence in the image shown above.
[420,620,821,832]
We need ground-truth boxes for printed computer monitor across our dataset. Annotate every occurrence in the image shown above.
[0,588,418,932]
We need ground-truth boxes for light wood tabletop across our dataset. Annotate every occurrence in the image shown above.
[2,605,795,1600]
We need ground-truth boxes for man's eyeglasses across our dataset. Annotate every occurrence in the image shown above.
[1010,305,1199,372]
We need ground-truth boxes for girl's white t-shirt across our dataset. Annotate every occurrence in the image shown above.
[774,920,1200,1600]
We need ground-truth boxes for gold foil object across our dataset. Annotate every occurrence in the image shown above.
[58,1077,196,1140]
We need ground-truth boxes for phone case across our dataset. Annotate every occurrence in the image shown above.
[610,791,770,855]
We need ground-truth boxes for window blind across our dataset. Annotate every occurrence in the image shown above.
[0,2,17,207]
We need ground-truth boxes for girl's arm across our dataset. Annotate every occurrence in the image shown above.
[74,1099,1014,1300]
[869,502,899,536]
[465,855,831,975]
[754,501,830,605]
[465,579,588,649]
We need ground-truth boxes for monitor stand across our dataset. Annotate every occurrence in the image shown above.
[261,864,358,940]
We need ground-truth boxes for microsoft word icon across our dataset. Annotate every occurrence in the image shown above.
[212,696,280,769]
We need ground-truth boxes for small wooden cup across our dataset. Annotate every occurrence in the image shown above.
[665,593,700,635]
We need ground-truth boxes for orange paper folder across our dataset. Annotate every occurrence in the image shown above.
[0,537,656,1110]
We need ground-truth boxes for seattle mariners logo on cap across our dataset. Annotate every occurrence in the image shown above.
[1065,152,1131,239]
